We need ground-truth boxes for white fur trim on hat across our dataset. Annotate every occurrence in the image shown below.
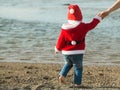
[69,9,74,14]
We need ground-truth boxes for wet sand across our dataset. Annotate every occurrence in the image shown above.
[0,62,120,90]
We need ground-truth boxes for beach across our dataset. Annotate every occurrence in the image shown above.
[0,62,120,90]
[0,0,120,90]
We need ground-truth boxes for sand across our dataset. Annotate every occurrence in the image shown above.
[0,62,120,90]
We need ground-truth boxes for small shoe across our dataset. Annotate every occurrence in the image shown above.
[69,84,82,88]
[59,76,66,84]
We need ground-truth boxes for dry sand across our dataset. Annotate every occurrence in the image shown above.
[0,62,120,90]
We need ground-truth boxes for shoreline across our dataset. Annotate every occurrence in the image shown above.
[0,62,120,90]
[0,61,120,66]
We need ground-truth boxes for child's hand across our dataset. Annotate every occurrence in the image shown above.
[97,12,104,19]
[54,47,60,54]
[55,51,59,54]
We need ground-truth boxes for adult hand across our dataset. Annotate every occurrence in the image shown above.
[99,0,120,19]
[97,10,110,19]
[100,10,110,19]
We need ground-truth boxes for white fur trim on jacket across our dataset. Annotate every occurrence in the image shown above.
[62,20,81,30]
[94,15,102,21]
[62,50,85,55]
[55,47,60,53]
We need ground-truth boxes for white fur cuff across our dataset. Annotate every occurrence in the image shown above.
[55,47,60,52]
[94,15,102,21]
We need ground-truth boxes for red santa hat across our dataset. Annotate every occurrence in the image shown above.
[68,4,83,21]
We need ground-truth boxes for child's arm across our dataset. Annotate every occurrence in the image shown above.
[84,14,102,31]
[55,30,65,53]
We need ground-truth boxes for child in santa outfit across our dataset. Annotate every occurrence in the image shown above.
[55,4,102,88]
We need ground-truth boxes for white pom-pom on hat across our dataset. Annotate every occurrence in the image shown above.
[69,9,74,14]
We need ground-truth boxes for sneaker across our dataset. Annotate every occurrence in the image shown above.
[59,76,66,84]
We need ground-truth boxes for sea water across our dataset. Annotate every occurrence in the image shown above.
[0,0,120,65]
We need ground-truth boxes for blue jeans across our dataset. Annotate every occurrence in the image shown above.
[59,54,83,85]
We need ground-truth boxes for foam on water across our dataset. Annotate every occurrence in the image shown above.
[0,0,120,64]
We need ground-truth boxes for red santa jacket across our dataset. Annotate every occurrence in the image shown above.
[55,16,101,55]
